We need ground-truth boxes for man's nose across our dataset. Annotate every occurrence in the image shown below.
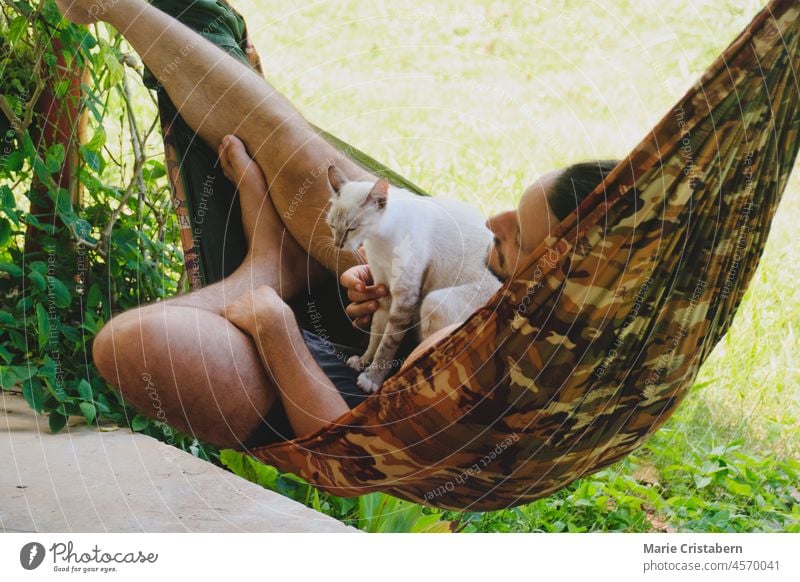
[486,210,511,234]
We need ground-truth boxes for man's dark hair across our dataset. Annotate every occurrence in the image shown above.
[547,160,620,221]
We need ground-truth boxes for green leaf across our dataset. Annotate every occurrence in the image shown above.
[41,0,63,24]
[72,218,95,242]
[101,46,125,88]
[84,128,106,152]
[142,160,166,181]
[49,411,67,434]
[16,296,32,313]
[29,269,46,291]
[94,393,111,414]
[380,502,423,533]
[29,260,47,275]
[77,29,98,52]
[10,365,36,384]
[79,402,96,424]
[54,186,74,216]
[710,510,731,528]
[0,185,15,208]
[411,514,455,533]
[82,148,104,172]
[61,325,80,343]
[22,378,45,412]
[39,357,68,402]
[219,450,279,489]
[54,79,70,99]
[35,303,50,349]
[0,367,15,390]
[3,151,23,172]
[358,493,384,531]
[0,218,12,247]
[275,473,311,501]
[80,84,104,122]
[24,213,42,229]
[7,16,28,45]
[220,449,248,474]
[32,154,53,184]
[725,479,753,497]
[48,277,72,308]
[87,283,102,309]
[8,329,26,351]
[77,379,93,401]
[131,414,150,431]
[0,262,23,277]
[0,310,15,325]
[43,51,57,68]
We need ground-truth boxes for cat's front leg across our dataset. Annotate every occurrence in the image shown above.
[347,297,390,371]
[356,288,418,393]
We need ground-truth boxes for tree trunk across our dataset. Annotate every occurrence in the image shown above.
[23,37,87,259]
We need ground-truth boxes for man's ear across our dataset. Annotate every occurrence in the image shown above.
[327,164,348,195]
[366,178,389,209]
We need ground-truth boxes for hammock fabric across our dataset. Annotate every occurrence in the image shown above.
[150,0,799,511]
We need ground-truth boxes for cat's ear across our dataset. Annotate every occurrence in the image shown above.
[366,178,389,209]
[327,165,348,195]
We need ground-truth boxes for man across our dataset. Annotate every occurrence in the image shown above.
[56,0,616,449]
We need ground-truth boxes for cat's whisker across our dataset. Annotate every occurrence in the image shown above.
[318,240,345,255]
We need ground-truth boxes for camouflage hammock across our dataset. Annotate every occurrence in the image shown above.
[151,0,799,511]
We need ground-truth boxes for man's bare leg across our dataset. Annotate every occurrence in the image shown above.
[57,0,373,275]
[92,137,338,448]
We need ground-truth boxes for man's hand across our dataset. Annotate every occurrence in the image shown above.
[55,0,117,24]
[340,264,387,331]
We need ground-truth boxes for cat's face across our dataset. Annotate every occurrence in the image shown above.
[325,165,389,252]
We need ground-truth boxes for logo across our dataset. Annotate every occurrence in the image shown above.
[19,542,46,570]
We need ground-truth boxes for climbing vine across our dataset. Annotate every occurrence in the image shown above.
[0,0,210,458]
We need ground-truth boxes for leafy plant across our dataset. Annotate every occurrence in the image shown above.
[219,450,461,532]
[0,0,211,458]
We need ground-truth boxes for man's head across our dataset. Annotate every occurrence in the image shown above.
[485,159,619,280]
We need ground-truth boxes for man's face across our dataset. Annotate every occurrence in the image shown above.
[485,170,561,280]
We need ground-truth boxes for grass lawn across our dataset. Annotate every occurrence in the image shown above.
[212,0,800,532]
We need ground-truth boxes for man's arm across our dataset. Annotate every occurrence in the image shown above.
[92,0,303,153]
[225,285,349,437]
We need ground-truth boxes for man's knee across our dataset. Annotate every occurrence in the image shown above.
[92,308,155,386]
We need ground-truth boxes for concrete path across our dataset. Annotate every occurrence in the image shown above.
[0,393,355,532]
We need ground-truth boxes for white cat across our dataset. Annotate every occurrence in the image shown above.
[325,165,501,393]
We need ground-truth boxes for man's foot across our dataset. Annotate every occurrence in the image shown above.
[218,135,327,296]
[225,284,292,339]
[218,135,270,247]
[218,136,267,200]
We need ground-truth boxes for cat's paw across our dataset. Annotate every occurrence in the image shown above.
[347,355,366,371]
[356,372,382,394]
